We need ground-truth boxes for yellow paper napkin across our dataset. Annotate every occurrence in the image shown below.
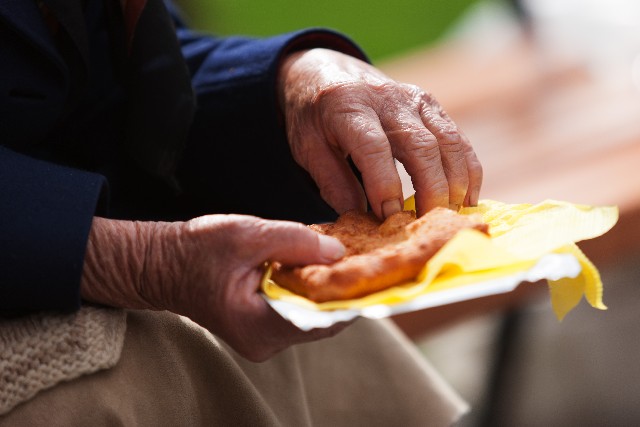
[262,198,618,321]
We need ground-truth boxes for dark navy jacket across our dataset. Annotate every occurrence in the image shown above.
[0,0,365,313]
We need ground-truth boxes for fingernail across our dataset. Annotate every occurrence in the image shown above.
[318,235,345,261]
[382,199,403,218]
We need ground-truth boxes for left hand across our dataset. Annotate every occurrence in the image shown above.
[81,215,349,362]
[277,48,482,218]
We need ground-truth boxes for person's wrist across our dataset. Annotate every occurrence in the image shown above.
[80,217,179,311]
[137,220,186,312]
[276,49,309,113]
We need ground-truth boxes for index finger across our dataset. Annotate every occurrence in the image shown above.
[379,108,451,215]
[330,107,404,219]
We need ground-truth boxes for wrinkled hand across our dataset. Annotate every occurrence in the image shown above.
[81,216,347,362]
[278,48,482,218]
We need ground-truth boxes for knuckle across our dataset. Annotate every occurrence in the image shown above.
[417,88,439,107]
[347,124,387,157]
[402,83,426,100]
[314,81,362,108]
[438,124,463,141]
[372,80,401,96]
[372,81,419,111]
[357,137,389,159]
[421,113,462,143]
[402,135,440,161]
[439,140,465,157]
[405,127,439,148]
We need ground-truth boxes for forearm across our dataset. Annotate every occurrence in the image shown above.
[79,211,349,361]
[80,217,180,312]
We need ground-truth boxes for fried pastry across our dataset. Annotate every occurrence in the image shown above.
[271,207,489,302]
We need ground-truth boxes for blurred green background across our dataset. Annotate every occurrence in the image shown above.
[175,0,482,61]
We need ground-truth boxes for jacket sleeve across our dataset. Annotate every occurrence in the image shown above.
[0,3,366,313]
[0,146,107,314]
[170,14,369,223]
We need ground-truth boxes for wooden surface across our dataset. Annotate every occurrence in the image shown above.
[378,30,640,339]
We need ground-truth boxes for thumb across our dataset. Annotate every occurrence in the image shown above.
[260,220,345,267]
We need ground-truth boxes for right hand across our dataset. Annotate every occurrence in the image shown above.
[81,215,347,362]
[278,48,483,219]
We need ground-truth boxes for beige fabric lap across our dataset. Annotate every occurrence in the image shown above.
[0,310,466,426]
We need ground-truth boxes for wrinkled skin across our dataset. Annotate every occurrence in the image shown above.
[278,48,482,218]
[81,48,483,361]
[82,216,348,362]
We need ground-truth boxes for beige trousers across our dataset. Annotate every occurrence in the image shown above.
[0,310,467,426]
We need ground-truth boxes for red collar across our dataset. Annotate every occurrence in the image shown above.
[121,0,148,51]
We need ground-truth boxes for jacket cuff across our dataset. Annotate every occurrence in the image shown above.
[278,28,369,63]
[0,146,108,314]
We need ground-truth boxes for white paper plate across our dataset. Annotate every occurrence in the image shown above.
[263,253,581,330]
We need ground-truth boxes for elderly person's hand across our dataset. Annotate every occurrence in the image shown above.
[81,215,346,362]
[278,48,482,218]
[80,48,484,363]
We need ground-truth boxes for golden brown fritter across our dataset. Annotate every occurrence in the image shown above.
[271,207,489,302]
